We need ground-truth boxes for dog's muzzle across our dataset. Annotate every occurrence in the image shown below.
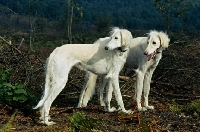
[143,51,156,61]
[144,48,161,61]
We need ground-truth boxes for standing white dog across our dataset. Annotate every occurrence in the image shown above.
[77,31,170,111]
[33,27,133,125]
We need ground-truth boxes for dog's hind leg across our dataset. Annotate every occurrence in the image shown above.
[77,72,98,108]
[104,80,116,112]
[98,76,109,107]
[39,58,75,125]
[41,74,69,125]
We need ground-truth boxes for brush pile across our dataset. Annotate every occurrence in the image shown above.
[0,36,44,92]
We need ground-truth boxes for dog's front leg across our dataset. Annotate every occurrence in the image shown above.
[143,68,156,110]
[135,71,146,111]
[112,77,133,114]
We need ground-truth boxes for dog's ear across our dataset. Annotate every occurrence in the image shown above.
[158,32,170,48]
[121,30,132,47]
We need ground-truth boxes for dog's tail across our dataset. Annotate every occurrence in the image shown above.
[33,54,54,109]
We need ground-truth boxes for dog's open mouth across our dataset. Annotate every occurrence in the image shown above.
[146,51,156,61]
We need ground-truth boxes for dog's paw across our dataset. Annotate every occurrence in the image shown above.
[145,105,154,110]
[41,120,56,126]
[105,107,116,112]
[76,104,82,108]
[77,102,88,108]
[109,107,117,112]
[122,109,133,114]
[100,101,106,107]
[76,105,81,108]
[138,107,147,111]
[39,116,51,120]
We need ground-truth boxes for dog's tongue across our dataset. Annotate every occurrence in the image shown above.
[146,53,154,61]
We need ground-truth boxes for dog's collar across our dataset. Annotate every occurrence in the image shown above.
[156,47,162,54]
[118,47,127,52]
[151,47,162,60]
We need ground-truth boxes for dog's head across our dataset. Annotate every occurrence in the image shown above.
[105,27,133,52]
[144,31,170,61]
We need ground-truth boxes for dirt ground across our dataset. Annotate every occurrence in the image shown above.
[1,79,200,132]
[0,34,200,131]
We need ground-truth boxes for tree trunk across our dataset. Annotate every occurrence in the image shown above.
[68,0,73,44]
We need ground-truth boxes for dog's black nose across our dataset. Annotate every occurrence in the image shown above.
[143,51,148,55]
[105,46,109,50]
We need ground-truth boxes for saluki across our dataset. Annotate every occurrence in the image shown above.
[77,31,170,111]
[33,27,133,125]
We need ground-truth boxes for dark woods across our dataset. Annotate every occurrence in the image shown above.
[0,0,198,37]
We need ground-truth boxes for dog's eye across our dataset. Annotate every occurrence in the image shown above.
[114,37,118,39]
[153,41,156,44]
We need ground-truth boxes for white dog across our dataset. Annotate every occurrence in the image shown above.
[77,31,170,111]
[33,27,133,125]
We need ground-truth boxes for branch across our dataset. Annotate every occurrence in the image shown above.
[18,38,24,49]
[164,68,197,72]
[0,36,22,54]
[0,4,18,14]
[163,93,200,99]
[119,75,136,81]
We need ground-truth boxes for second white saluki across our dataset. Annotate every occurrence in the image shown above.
[33,27,133,125]
[77,31,170,111]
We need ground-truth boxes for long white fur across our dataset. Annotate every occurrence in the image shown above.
[77,31,170,111]
[33,27,133,125]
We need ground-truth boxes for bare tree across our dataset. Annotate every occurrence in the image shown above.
[67,0,83,44]
[67,0,73,44]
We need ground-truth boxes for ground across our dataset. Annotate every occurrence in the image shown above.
[0,33,200,131]
[1,82,200,132]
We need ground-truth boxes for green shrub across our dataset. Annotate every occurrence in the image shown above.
[191,99,200,113]
[138,117,152,132]
[168,100,183,112]
[0,67,36,110]
[68,112,100,132]
[185,99,200,116]
[169,99,200,116]
[0,110,18,132]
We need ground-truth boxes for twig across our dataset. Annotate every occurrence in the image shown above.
[122,95,132,98]
[18,38,24,49]
[164,68,197,72]
[119,75,136,81]
[60,92,80,95]
[172,36,189,45]
[163,93,200,99]
[152,81,181,88]
[0,4,18,14]
[0,36,21,54]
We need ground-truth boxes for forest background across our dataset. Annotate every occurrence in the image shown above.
[0,0,199,45]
